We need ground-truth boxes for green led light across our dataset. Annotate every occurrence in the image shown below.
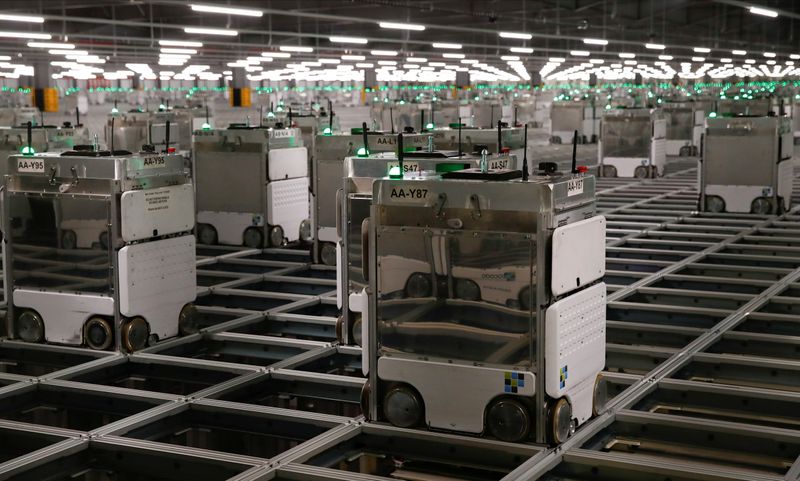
[425,122,434,130]
[202,122,211,130]
[356,146,368,157]
[110,107,119,114]
[708,112,717,118]
[20,146,34,155]
[388,165,402,178]
[266,112,276,118]
[158,104,166,110]
[276,106,284,112]
[605,104,611,110]
[322,127,332,135]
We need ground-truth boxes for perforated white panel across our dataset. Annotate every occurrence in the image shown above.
[266,177,310,243]
[118,235,196,339]
[545,282,606,399]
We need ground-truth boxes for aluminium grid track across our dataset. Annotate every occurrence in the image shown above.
[0,155,799,480]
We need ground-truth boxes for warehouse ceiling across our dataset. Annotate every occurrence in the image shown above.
[0,0,796,82]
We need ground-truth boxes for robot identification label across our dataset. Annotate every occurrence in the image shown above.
[567,178,584,196]
[389,186,429,203]
[16,158,45,173]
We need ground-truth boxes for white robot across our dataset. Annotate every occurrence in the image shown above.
[362,161,607,445]
[598,108,667,178]
[312,127,432,265]
[193,125,309,248]
[4,148,197,352]
[702,115,793,215]
[662,101,706,157]
[550,100,599,144]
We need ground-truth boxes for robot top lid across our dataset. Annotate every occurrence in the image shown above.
[194,125,304,149]
[706,114,790,134]
[8,150,187,181]
[371,172,595,227]
[602,107,665,120]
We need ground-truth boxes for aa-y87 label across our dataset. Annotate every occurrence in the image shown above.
[567,178,584,196]
[17,158,44,173]
[389,185,429,203]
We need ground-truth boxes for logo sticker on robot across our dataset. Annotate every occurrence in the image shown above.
[567,178,584,197]
[17,158,44,173]
[762,187,774,196]
[251,214,264,226]
[559,365,569,389]
[504,371,525,393]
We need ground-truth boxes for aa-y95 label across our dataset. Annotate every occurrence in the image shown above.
[17,158,44,173]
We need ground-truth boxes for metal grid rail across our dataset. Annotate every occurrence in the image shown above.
[0,152,799,480]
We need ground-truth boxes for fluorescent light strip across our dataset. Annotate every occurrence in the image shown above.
[499,31,532,40]
[749,6,778,17]
[0,31,50,39]
[549,57,565,62]
[160,40,203,47]
[693,47,710,53]
[763,52,776,57]
[29,41,73,49]
[510,47,533,54]
[330,36,368,44]
[405,57,427,63]
[161,48,196,54]
[583,38,608,45]
[645,43,665,50]
[501,55,520,61]
[570,50,590,56]
[0,13,44,23]
[280,45,313,52]
[190,4,263,17]
[433,42,461,49]
[443,52,464,59]
[371,49,398,56]
[356,63,374,68]
[183,27,237,36]
[342,55,366,61]
[262,52,291,58]
[618,52,635,58]
[658,54,673,60]
[691,57,705,62]
[319,58,340,64]
[378,21,425,31]
[732,49,746,55]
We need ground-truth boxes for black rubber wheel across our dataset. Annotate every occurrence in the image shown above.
[61,229,78,250]
[383,384,424,428]
[84,317,113,350]
[196,223,218,245]
[178,303,198,336]
[244,226,264,248]
[486,397,531,442]
[705,195,725,213]
[320,242,337,266]
[17,309,44,343]
[122,317,149,352]
[268,225,284,247]
[751,197,774,215]
[633,166,650,179]
[549,397,574,445]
